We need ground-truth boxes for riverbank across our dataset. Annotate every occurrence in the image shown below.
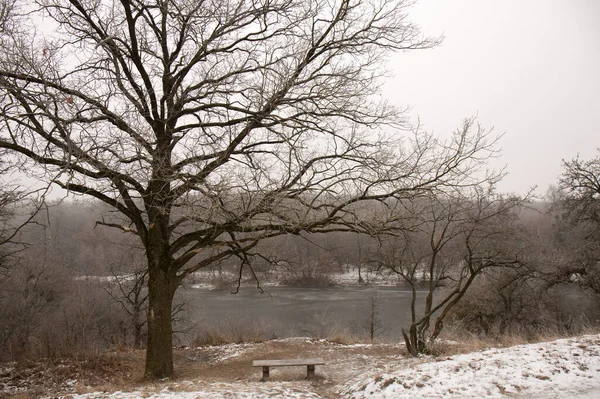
[2,334,600,398]
[183,268,405,290]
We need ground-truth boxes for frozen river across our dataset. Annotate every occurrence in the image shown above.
[177,285,429,342]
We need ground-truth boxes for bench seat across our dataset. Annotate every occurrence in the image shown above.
[252,358,325,380]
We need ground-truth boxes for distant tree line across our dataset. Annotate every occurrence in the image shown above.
[1,147,599,358]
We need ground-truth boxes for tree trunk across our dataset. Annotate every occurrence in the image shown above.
[144,266,176,378]
[358,263,364,285]
[133,307,144,349]
[143,184,176,378]
[402,324,426,356]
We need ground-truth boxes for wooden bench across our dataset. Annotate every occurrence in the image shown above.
[252,358,325,380]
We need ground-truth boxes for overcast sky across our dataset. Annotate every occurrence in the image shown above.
[8,1,600,200]
[382,0,600,196]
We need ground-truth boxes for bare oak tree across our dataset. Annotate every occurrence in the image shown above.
[0,0,499,377]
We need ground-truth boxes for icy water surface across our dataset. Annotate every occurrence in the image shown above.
[177,286,428,342]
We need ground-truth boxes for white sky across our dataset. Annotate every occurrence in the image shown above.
[382,0,600,196]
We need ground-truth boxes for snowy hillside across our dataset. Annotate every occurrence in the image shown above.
[341,335,600,399]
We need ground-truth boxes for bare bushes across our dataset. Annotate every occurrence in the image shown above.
[301,301,387,344]
[30,281,126,358]
[0,253,133,361]
[448,270,600,341]
[302,310,358,344]
[279,261,335,287]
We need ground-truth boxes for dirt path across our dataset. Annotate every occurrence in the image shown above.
[172,338,412,398]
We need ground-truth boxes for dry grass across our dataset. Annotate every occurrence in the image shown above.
[192,315,278,346]
[191,311,377,347]
[0,349,144,398]
[5,328,599,398]
[426,324,600,358]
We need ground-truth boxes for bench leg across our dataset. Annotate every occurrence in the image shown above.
[262,366,270,380]
[307,365,315,379]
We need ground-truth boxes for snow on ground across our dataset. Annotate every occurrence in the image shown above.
[7,334,598,398]
[329,269,401,286]
[181,341,255,363]
[66,384,323,399]
[74,274,136,283]
[341,334,600,399]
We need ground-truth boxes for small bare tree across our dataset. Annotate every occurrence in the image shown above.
[106,260,149,349]
[549,152,600,293]
[376,185,528,355]
[367,292,382,341]
[0,184,21,269]
[528,156,600,296]
[0,164,48,273]
[559,152,600,233]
